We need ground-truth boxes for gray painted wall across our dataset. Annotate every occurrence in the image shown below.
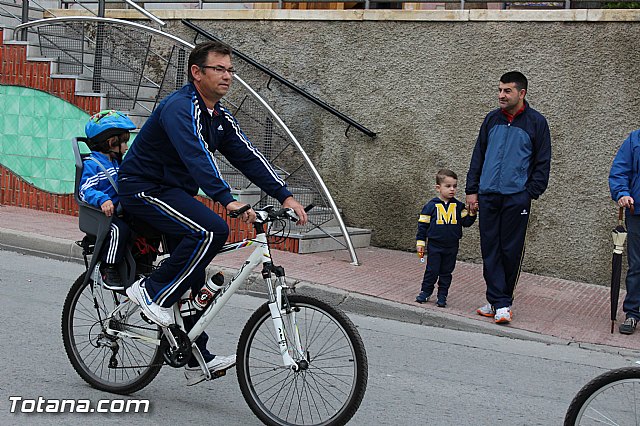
[118,10,640,286]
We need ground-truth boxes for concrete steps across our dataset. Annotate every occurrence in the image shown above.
[293,226,372,254]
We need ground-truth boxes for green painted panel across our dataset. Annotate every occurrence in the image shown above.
[0,85,139,195]
[0,85,90,194]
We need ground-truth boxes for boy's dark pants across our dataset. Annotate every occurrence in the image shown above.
[421,241,458,299]
[102,215,130,264]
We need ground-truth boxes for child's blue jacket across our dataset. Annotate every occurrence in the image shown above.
[79,152,120,208]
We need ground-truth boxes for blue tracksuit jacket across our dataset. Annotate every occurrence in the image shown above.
[119,83,292,204]
[610,129,640,216]
[416,197,476,248]
[79,152,120,208]
[466,101,551,199]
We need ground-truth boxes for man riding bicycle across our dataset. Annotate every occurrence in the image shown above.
[117,41,308,385]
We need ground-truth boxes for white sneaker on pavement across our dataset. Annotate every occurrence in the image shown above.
[126,278,174,327]
[494,307,512,324]
[184,355,237,386]
[476,303,495,317]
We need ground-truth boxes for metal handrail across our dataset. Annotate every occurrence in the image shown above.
[17,16,165,112]
[183,19,376,139]
[14,16,185,44]
[122,0,166,27]
[232,73,362,265]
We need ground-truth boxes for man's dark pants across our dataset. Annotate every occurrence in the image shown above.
[478,190,531,309]
[120,183,229,365]
[624,214,640,320]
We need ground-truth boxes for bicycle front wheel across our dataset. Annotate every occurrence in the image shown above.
[237,294,368,426]
[564,366,640,425]
[62,272,163,394]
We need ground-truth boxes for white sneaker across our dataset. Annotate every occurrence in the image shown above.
[126,278,173,327]
[476,303,495,317]
[184,355,237,386]
[494,307,512,324]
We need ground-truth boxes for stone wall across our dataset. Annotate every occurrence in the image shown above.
[55,9,640,285]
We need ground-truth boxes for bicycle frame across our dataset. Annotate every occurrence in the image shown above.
[107,217,307,373]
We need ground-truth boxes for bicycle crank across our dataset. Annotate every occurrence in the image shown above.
[159,325,191,368]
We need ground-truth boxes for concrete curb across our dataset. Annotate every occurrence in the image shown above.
[2,226,639,356]
[0,227,84,264]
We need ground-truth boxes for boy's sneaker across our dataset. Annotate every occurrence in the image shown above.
[415,291,431,304]
[476,304,495,317]
[102,265,123,289]
[184,355,236,386]
[126,278,173,327]
[619,317,638,335]
[494,307,512,324]
[436,297,447,308]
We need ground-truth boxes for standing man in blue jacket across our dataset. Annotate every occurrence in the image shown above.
[466,71,552,324]
[118,41,308,385]
[609,130,640,335]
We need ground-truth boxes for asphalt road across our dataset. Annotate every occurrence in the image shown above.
[0,250,636,425]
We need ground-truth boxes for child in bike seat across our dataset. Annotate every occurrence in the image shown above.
[79,110,136,288]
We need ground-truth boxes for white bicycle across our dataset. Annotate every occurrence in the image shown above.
[61,203,368,426]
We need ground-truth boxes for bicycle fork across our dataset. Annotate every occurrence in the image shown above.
[263,263,308,371]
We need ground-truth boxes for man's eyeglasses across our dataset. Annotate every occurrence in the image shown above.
[200,65,235,75]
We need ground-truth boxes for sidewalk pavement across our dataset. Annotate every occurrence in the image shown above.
[1,204,639,355]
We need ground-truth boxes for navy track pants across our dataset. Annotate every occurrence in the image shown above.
[119,185,229,308]
[478,191,531,309]
[102,215,130,265]
[420,242,458,299]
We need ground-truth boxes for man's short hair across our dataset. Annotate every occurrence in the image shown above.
[187,41,233,83]
[436,168,457,184]
[500,71,528,92]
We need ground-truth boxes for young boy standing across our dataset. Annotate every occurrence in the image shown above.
[415,169,476,307]
[79,110,136,288]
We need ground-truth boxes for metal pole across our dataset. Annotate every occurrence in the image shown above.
[93,0,106,93]
[20,0,29,41]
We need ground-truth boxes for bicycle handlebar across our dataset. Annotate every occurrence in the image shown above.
[228,204,252,218]
[229,204,314,223]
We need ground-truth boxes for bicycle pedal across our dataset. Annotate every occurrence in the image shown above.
[139,311,155,325]
[209,369,226,380]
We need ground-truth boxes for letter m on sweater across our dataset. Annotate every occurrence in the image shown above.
[435,203,457,225]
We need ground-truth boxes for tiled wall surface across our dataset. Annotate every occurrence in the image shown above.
[0,84,89,194]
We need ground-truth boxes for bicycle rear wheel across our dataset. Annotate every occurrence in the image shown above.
[237,294,368,426]
[564,366,640,425]
[62,272,163,394]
